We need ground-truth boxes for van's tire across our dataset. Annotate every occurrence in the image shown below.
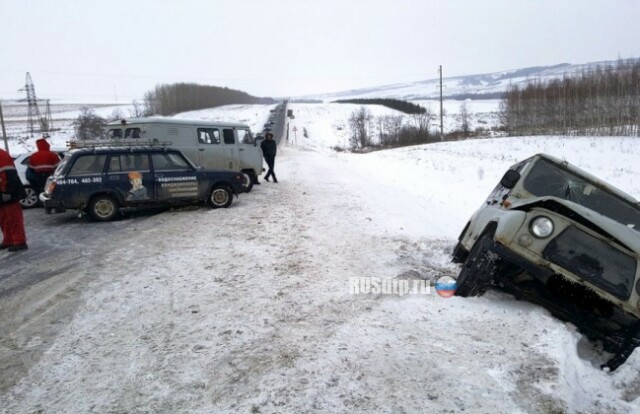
[209,185,233,209]
[242,172,254,193]
[455,234,497,297]
[20,187,40,209]
[603,332,640,371]
[88,194,119,221]
[241,170,258,193]
[451,242,469,263]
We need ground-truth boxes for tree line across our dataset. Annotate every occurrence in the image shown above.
[143,83,275,116]
[347,106,438,151]
[500,59,640,136]
[334,98,426,114]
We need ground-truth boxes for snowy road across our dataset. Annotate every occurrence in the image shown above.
[0,206,169,391]
[2,142,640,413]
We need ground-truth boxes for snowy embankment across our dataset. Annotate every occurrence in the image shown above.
[2,103,640,413]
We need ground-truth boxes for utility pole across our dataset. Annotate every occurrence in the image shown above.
[0,101,8,152]
[439,65,444,141]
[44,99,53,132]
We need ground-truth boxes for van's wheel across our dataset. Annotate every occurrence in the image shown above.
[451,242,469,263]
[242,171,254,193]
[209,185,233,209]
[455,234,497,297]
[603,331,640,371]
[88,194,119,221]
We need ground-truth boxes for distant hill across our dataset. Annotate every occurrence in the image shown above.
[311,59,639,101]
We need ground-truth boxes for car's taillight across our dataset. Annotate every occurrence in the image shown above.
[45,180,56,194]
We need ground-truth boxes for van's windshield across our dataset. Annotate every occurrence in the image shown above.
[523,158,640,230]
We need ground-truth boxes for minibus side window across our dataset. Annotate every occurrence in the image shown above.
[197,128,220,144]
[223,129,235,144]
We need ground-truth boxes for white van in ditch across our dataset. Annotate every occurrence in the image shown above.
[106,118,263,191]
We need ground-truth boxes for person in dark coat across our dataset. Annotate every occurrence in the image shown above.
[260,132,278,183]
[0,148,28,251]
[26,137,60,199]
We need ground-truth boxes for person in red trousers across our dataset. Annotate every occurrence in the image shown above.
[0,148,28,252]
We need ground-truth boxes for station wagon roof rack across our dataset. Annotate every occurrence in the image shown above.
[67,139,173,149]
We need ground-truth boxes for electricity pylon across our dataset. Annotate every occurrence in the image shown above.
[18,72,49,137]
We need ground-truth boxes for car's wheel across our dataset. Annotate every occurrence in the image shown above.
[455,233,498,297]
[20,187,39,209]
[88,194,119,221]
[209,185,233,209]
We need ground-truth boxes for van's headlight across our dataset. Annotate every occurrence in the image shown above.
[530,216,554,238]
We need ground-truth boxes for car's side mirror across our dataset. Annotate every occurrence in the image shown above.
[500,169,520,189]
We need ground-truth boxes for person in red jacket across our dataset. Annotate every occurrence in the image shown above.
[27,137,61,200]
[0,148,28,251]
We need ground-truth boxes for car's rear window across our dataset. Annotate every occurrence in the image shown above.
[151,153,191,171]
[108,154,150,172]
[67,154,107,177]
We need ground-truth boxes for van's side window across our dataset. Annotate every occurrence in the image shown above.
[223,129,235,145]
[109,129,123,139]
[125,128,141,139]
[237,129,253,145]
[197,128,220,145]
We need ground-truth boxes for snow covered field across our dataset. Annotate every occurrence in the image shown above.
[2,103,640,413]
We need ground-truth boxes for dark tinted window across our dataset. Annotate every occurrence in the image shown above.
[67,155,107,177]
[125,128,141,139]
[109,129,123,139]
[223,129,235,145]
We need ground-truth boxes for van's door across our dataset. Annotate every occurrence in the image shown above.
[196,127,234,170]
[219,128,238,170]
[236,128,263,175]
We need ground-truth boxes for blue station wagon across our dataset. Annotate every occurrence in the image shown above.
[40,145,248,221]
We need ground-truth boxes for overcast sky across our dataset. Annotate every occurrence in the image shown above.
[1,0,639,103]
